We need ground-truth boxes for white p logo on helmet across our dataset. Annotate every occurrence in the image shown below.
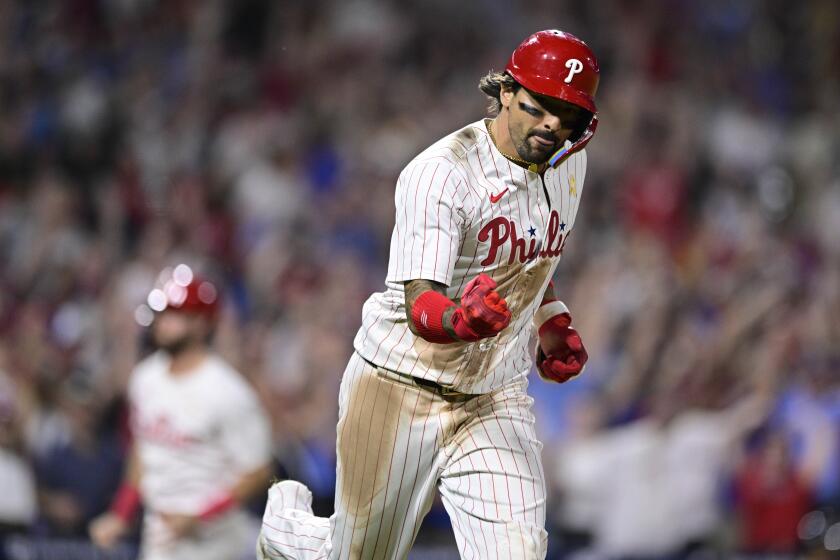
[564,59,584,83]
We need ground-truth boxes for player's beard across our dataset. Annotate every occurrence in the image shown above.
[509,122,559,164]
[156,334,193,356]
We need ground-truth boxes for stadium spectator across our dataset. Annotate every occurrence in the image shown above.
[0,1,837,558]
[734,430,814,555]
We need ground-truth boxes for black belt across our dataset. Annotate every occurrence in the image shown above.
[411,376,479,403]
[360,356,479,403]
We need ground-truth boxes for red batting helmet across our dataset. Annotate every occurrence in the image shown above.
[505,29,600,167]
[146,264,219,318]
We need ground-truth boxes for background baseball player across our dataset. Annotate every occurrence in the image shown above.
[258,30,598,560]
[88,265,274,560]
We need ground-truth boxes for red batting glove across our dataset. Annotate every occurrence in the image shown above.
[536,313,588,383]
[450,274,511,341]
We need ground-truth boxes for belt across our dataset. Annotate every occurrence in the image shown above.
[411,376,479,403]
[360,356,478,403]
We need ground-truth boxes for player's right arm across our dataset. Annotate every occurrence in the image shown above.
[89,447,142,549]
[403,274,511,343]
[405,279,457,338]
[389,158,510,343]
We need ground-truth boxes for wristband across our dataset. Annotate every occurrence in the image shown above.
[533,300,570,329]
[111,484,141,523]
[410,291,457,343]
[198,490,237,521]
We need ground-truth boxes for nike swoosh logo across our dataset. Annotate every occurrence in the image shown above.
[489,188,509,203]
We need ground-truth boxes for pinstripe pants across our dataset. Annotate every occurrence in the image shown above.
[258,352,548,560]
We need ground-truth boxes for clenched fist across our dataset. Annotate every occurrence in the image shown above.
[536,312,587,383]
[450,274,511,341]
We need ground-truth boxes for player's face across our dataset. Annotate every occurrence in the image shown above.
[501,88,590,163]
[152,309,206,354]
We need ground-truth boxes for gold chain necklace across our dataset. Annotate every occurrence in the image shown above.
[486,120,541,173]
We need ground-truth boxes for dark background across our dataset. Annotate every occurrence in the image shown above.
[0,1,838,558]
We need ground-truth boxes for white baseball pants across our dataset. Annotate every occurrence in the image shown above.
[140,509,253,560]
[258,352,547,560]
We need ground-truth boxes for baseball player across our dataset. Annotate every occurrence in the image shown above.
[259,29,599,560]
[89,265,274,560]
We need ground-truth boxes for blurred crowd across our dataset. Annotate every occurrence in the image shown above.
[0,0,838,558]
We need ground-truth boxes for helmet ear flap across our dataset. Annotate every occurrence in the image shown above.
[549,115,598,168]
[567,110,594,142]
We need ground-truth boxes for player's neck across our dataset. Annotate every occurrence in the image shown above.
[167,345,209,375]
[488,115,518,156]
[487,116,544,174]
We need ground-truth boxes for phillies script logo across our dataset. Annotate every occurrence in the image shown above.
[134,414,201,447]
[478,210,568,266]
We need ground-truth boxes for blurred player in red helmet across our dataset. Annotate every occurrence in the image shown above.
[259,29,598,559]
[89,265,273,560]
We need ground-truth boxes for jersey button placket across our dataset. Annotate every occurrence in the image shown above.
[477,340,494,352]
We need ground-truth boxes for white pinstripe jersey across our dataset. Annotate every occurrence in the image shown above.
[353,119,587,394]
[129,352,272,515]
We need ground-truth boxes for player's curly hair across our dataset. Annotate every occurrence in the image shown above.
[478,71,522,115]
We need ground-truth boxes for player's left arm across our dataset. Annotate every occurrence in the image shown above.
[533,280,588,383]
[535,151,589,381]
[160,462,271,531]
[208,392,274,515]
[159,462,273,539]
[226,463,274,505]
[540,279,557,306]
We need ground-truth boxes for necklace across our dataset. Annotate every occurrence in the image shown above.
[486,120,542,173]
